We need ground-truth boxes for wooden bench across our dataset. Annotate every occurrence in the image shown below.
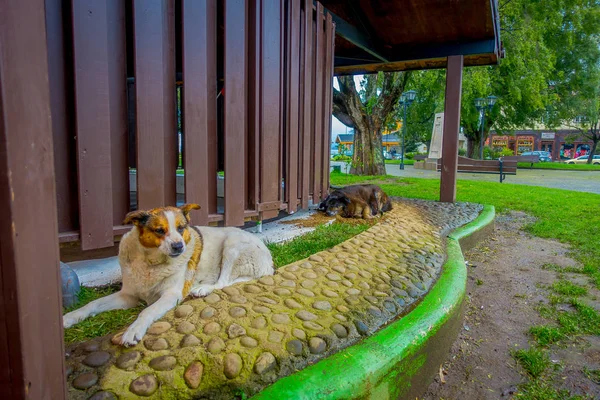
[502,155,540,168]
[413,155,427,161]
[437,156,517,183]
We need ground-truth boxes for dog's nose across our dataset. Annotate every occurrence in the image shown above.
[171,242,184,252]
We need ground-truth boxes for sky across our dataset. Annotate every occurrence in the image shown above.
[330,76,363,140]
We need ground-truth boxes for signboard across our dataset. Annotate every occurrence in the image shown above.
[428,113,444,159]
[541,132,555,140]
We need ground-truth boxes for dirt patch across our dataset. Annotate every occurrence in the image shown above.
[421,211,600,399]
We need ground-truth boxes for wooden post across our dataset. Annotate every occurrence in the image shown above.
[440,55,464,203]
[0,1,66,398]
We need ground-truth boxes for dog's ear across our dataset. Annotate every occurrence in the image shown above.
[341,195,351,205]
[180,203,201,221]
[124,210,150,226]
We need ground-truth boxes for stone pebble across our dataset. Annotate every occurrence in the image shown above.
[286,340,303,355]
[229,306,247,318]
[204,293,221,304]
[149,355,177,371]
[312,300,332,311]
[258,276,275,285]
[177,321,196,334]
[228,323,246,338]
[147,321,171,335]
[184,362,204,389]
[241,336,258,348]
[274,288,292,296]
[224,354,243,379]
[175,304,194,318]
[284,298,303,309]
[145,338,169,351]
[308,337,326,354]
[204,322,221,335]
[322,289,339,298]
[83,351,110,367]
[331,324,348,338]
[296,310,317,321]
[129,374,158,396]
[303,321,323,331]
[73,372,98,390]
[222,286,240,296]
[252,317,267,329]
[200,306,216,319]
[181,334,202,348]
[292,328,306,340]
[89,392,116,400]
[253,305,271,314]
[254,352,277,374]
[207,337,225,354]
[116,351,141,370]
[296,288,315,297]
[268,331,284,343]
[229,295,248,304]
[272,313,291,324]
[244,284,262,294]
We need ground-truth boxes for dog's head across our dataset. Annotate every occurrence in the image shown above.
[319,192,350,216]
[123,203,201,258]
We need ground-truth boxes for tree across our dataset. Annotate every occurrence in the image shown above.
[332,72,410,175]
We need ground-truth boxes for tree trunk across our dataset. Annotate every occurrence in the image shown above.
[587,136,598,164]
[467,138,476,158]
[350,123,386,175]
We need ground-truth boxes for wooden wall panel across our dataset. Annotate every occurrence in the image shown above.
[46,0,79,234]
[301,0,314,208]
[247,0,261,211]
[0,0,66,397]
[321,13,334,199]
[312,3,325,203]
[133,0,177,210]
[224,0,247,226]
[182,0,218,225]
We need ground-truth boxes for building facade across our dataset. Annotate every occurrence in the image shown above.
[488,130,595,160]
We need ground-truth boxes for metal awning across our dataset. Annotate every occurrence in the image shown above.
[320,0,503,75]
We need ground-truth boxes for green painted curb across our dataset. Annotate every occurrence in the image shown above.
[253,205,495,400]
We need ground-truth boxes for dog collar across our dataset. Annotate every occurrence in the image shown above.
[182,227,203,298]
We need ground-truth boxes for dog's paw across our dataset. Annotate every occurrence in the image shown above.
[190,285,214,298]
[63,311,84,328]
[120,320,148,347]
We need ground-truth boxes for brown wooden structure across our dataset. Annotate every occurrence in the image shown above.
[0,0,500,397]
[437,156,517,183]
[52,0,335,252]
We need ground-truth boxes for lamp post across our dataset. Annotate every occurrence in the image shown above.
[398,90,417,170]
[475,95,498,159]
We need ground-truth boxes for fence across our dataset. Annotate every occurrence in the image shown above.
[47,0,335,251]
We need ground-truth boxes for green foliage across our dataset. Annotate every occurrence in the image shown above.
[550,280,587,296]
[332,154,352,162]
[513,348,551,378]
[529,326,565,347]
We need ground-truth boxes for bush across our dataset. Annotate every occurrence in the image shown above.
[458,148,467,156]
[332,154,352,162]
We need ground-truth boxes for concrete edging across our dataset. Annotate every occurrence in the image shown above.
[253,205,496,400]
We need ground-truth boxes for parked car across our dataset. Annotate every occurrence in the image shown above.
[521,151,552,162]
[565,155,600,164]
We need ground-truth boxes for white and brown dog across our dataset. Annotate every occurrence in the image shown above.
[63,204,274,346]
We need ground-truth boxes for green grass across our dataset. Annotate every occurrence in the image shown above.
[550,280,588,297]
[530,299,600,346]
[515,379,589,400]
[384,159,415,165]
[513,348,551,378]
[583,367,600,384]
[267,222,370,268]
[517,162,600,170]
[64,220,370,344]
[329,171,600,282]
[64,286,143,344]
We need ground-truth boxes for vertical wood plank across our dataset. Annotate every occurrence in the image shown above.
[247,0,261,211]
[107,0,130,226]
[0,0,66,397]
[133,0,177,210]
[440,55,464,203]
[182,0,217,225]
[259,0,282,219]
[72,1,115,249]
[312,3,325,203]
[286,1,300,213]
[320,13,334,199]
[300,0,313,208]
[224,0,247,225]
[46,0,79,234]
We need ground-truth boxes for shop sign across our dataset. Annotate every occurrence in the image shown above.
[541,132,555,140]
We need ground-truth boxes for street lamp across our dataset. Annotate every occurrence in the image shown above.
[398,90,417,170]
[474,95,498,159]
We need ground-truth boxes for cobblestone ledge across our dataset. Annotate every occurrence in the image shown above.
[65,199,482,399]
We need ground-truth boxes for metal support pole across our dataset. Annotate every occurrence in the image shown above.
[400,102,407,170]
[479,109,486,159]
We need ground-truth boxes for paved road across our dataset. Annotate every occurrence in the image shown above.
[330,162,600,194]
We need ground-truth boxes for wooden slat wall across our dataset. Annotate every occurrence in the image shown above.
[72,0,126,250]
[133,0,177,210]
[224,0,247,226]
[259,0,282,219]
[50,0,336,249]
[0,0,66,397]
[182,0,217,225]
[300,0,313,209]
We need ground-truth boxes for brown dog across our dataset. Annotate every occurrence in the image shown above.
[318,184,392,219]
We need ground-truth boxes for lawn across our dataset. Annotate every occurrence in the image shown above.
[384,159,415,165]
[330,170,600,271]
[517,162,600,170]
